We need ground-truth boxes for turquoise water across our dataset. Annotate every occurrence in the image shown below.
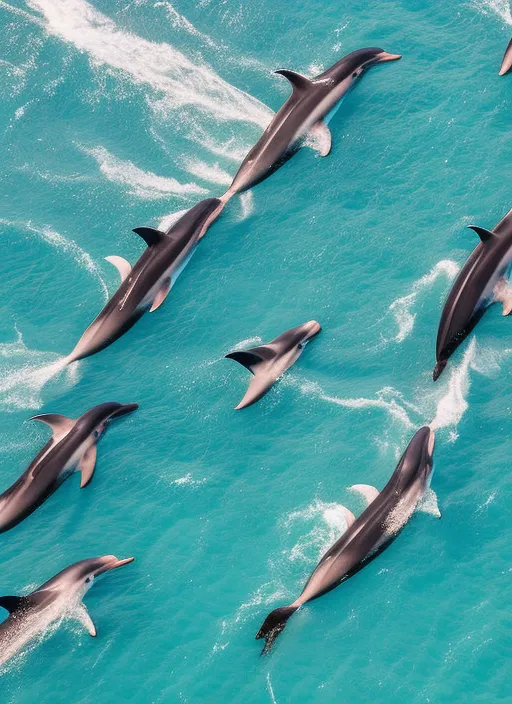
[0,0,510,701]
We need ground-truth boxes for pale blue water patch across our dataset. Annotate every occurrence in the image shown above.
[0,0,510,702]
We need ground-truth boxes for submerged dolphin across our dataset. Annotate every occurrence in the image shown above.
[0,555,133,666]
[256,426,437,653]
[65,198,222,364]
[0,402,138,533]
[219,47,401,202]
[499,39,512,76]
[225,320,321,409]
[434,207,512,380]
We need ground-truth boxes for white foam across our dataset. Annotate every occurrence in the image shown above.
[294,379,416,429]
[184,157,232,186]
[267,673,278,704]
[27,0,273,130]
[0,0,44,27]
[417,487,441,518]
[285,499,350,562]
[80,145,206,199]
[0,328,79,412]
[382,260,459,345]
[169,472,207,487]
[430,337,477,431]
[234,582,287,625]
[153,1,220,49]
[238,191,255,220]
[473,0,512,24]
[157,209,189,231]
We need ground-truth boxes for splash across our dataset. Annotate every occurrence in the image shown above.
[379,260,459,345]
[169,473,207,487]
[27,0,273,130]
[294,378,416,429]
[80,145,206,199]
[230,336,262,352]
[429,338,477,432]
[285,499,350,562]
[157,209,189,231]
[417,488,441,518]
[238,192,255,220]
[0,328,79,412]
[473,0,512,24]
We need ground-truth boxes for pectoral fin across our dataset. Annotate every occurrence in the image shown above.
[105,255,132,283]
[78,444,97,488]
[493,278,512,316]
[150,279,172,312]
[308,121,331,156]
[75,604,97,636]
[341,505,356,529]
[29,414,75,442]
[349,484,380,507]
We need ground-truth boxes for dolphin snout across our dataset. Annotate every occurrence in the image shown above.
[94,555,134,577]
[377,52,402,63]
[110,403,139,419]
[304,320,321,339]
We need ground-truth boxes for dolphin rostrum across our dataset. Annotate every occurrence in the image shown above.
[0,402,138,533]
[219,48,401,202]
[434,207,512,380]
[0,555,134,667]
[256,426,437,653]
[65,198,222,364]
[225,320,321,409]
[499,39,512,76]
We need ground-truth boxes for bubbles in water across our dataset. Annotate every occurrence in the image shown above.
[473,0,512,25]
[285,498,351,562]
[430,338,477,430]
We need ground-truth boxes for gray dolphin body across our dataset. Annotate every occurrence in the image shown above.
[220,48,401,202]
[225,320,321,409]
[0,555,133,666]
[499,39,512,75]
[434,208,512,380]
[65,198,222,364]
[0,402,138,533]
[256,426,436,653]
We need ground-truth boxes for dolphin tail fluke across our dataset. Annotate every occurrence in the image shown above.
[433,360,447,381]
[255,605,298,654]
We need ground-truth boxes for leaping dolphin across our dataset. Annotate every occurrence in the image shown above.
[0,555,134,667]
[225,320,321,409]
[256,426,437,653]
[219,47,401,202]
[434,207,512,380]
[64,198,222,364]
[499,39,512,76]
[0,402,138,533]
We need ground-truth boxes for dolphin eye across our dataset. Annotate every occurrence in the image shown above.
[85,577,91,584]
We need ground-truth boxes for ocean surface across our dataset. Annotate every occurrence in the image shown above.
[0,0,510,701]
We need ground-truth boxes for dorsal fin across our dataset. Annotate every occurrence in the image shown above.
[0,595,32,614]
[225,345,277,374]
[275,69,314,95]
[29,414,75,442]
[132,227,167,248]
[468,225,495,244]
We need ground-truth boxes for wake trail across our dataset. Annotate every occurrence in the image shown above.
[0,330,78,412]
[473,0,512,24]
[27,0,273,131]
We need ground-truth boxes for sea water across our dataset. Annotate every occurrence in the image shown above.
[0,0,510,702]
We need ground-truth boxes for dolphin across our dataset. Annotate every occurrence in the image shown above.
[225,320,321,409]
[0,555,133,667]
[0,402,138,533]
[499,39,512,76]
[434,207,512,380]
[219,47,401,202]
[255,426,437,653]
[64,198,222,364]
